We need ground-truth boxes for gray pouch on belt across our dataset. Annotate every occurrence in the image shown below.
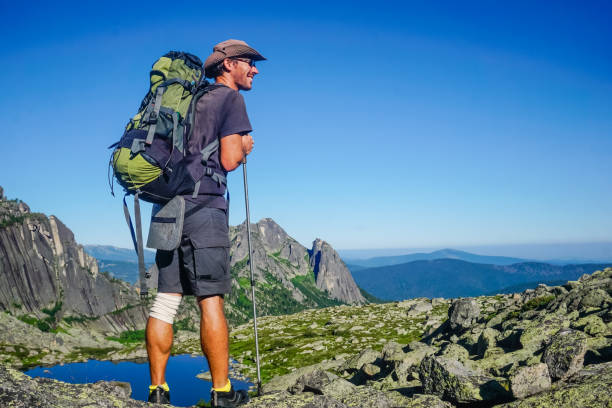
[146,196,185,251]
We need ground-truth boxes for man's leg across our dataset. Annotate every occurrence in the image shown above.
[146,292,182,385]
[198,295,229,389]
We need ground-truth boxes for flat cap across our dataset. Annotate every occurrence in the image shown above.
[204,39,266,76]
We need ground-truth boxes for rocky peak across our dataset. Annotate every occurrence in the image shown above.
[0,189,145,330]
[310,238,366,304]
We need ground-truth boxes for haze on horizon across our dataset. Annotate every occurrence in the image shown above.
[1,1,610,254]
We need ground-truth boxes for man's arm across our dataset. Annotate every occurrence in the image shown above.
[220,134,254,171]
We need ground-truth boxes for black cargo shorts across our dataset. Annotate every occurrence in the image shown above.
[156,203,231,297]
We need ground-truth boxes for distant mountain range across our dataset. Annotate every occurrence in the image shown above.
[344,247,612,269]
[351,259,612,300]
[345,248,527,268]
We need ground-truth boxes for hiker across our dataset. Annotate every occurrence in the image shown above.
[146,39,265,406]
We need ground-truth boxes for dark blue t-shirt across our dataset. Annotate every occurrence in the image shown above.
[186,84,252,209]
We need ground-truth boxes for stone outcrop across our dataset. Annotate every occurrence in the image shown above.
[0,190,148,368]
[509,363,551,399]
[310,239,365,304]
[229,219,365,307]
[0,364,153,408]
[543,328,588,380]
[0,192,146,325]
[419,356,511,403]
[448,299,480,332]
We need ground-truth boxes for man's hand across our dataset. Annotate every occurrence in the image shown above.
[242,134,254,155]
[220,133,254,171]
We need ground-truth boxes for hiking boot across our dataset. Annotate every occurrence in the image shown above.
[211,386,249,407]
[148,386,170,404]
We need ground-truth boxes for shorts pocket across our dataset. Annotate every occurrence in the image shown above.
[186,208,230,248]
[193,246,230,282]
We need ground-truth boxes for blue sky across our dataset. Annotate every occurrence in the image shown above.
[1,1,611,257]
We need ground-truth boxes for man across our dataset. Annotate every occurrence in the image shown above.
[145,39,265,407]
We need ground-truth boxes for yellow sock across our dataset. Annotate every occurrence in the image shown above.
[213,379,231,393]
[149,382,170,394]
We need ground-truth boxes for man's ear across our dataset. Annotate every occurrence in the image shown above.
[222,58,235,72]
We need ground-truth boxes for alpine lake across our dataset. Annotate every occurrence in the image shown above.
[24,354,253,407]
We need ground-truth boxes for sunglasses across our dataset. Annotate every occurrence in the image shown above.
[232,57,256,67]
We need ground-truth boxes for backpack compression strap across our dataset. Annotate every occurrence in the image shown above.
[123,194,150,298]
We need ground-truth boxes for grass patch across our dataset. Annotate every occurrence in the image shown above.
[291,272,344,308]
[18,315,51,332]
[106,329,145,345]
[522,295,555,311]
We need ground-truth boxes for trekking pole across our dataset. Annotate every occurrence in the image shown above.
[242,157,262,396]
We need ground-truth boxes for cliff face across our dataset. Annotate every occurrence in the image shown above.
[310,239,365,304]
[229,219,365,307]
[0,189,146,331]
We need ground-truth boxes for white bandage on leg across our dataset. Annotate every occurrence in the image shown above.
[149,293,182,324]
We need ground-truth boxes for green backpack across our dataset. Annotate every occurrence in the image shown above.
[109,51,226,296]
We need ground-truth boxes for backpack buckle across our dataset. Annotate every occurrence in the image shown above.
[205,167,213,177]
[130,138,146,155]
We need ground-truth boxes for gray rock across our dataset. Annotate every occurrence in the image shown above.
[419,356,511,403]
[448,299,480,333]
[360,363,380,378]
[289,369,338,394]
[571,314,607,336]
[543,328,588,380]
[404,394,454,407]
[17,202,30,214]
[407,300,433,316]
[310,239,366,304]
[477,328,500,358]
[496,362,612,408]
[339,348,380,372]
[510,363,551,399]
[263,361,344,395]
[437,343,469,362]
[580,289,610,309]
[303,396,349,408]
[381,340,405,363]
[0,364,151,407]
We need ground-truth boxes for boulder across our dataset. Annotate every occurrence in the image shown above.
[437,343,469,362]
[389,343,436,385]
[476,328,500,358]
[518,313,570,351]
[543,328,588,380]
[448,299,480,333]
[407,300,433,316]
[419,356,511,403]
[580,289,610,309]
[360,363,381,378]
[289,369,339,394]
[510,363,551,399]
[263,361,344,394]
[339,348,380,373]
[496,362,612,408]
[404,394,454,407]
[571,314,607,336]
[381,341,405,363]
